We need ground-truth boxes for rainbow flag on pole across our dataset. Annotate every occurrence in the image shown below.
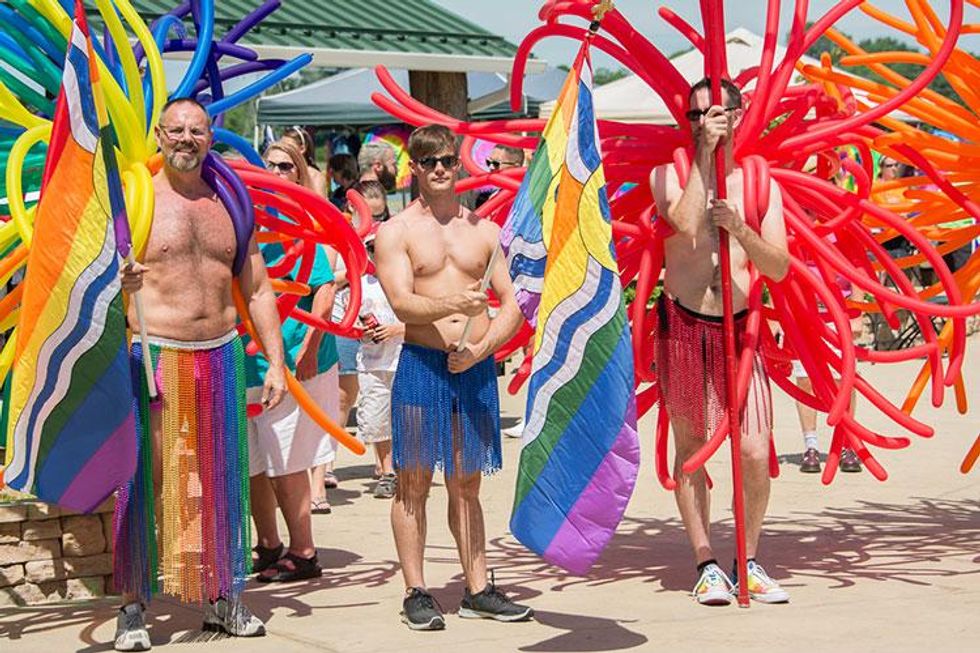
[2,2,136,513]
[503,43,639,575]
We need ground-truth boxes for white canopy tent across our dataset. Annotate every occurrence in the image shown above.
[540,28,914,124]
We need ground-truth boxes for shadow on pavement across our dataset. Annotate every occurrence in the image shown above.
[2,497,975,652]
[484,496,980,595]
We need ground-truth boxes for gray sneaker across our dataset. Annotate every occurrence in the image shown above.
[374,473,397,499]
[114,602,151,651]
[202,597,266,637]
[459,572,533,622]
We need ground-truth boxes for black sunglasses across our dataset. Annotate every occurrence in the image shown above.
[685,106,738,122]
[266,161,296,172]
[416,155,459,170]
[486,158,520,170]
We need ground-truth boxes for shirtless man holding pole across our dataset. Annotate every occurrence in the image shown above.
[114,98,286,651]
[374,124,533,631]
[650,78,791,606]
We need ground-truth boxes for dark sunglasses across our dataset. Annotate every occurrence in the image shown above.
[486,158,520,170]
[415,155,459,170]
[685,106,738,122]
[266,161,296,173]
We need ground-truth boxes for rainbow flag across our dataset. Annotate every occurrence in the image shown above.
[503,44,639,575]
[2,3,136,513]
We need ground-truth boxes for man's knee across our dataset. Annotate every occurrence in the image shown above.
[446,472,481,500]
[740,433,770,467]
[395,468,432,502]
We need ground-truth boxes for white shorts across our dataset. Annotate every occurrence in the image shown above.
[248,366,340,477]
[357,369,395,444]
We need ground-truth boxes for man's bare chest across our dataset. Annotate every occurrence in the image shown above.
[146,205,236,265]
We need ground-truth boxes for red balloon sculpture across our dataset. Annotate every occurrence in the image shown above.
[369,0,980,486]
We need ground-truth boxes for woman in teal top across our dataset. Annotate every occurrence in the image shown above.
[246,141,341,582]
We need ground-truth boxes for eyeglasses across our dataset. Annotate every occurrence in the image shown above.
[415,155,459,170]
[486,158,521,170]
[372,210,390,221]
[881,163,900,169]
[266,161,296,173]
[685,106,738,122]
[159,124,209,140]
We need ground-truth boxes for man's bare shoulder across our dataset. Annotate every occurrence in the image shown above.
[650,163,679,203]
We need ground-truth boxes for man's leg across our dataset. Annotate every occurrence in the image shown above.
[739,421,771,561]
[249,473,282,551]
[116,408,160,651]
[796,376,821,473]
[376,439,394,475]
[673,420,713,565]
[445,471,487,594]
[391,467,434,590]
[270,472,315,558]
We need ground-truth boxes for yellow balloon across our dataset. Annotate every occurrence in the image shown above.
[5,124,51,249]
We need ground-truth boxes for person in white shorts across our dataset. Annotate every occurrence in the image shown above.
[357,236,404,499]
[247,172,342,579]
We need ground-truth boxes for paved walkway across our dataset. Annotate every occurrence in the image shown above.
[2,344,977,652]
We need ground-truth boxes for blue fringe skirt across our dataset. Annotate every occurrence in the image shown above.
[391,343,501,477]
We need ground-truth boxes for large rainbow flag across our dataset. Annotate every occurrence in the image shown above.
[2,2,136,513]
[503,44,639,575]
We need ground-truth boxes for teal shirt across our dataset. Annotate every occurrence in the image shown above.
[245,244,339,388]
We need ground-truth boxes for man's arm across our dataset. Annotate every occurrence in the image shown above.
[374,221,487,324]
[651,154,711,238]
[239,235,287,408]
[711,184,790,282]
[448,231,523,374]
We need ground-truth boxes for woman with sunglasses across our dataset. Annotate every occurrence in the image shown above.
[245,141,343,581]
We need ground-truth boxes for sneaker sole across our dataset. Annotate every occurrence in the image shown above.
[202,621,266,637]
[695,591,733,606]
[799,465,821,473]
[400,614,446,631]
[458,607,534,622]
[114,636,151,652]
[750,592,790,604]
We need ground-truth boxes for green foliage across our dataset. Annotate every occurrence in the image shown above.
[593,67,628,86]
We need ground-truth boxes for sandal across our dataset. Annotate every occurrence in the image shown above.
[324,472,339,489]
[251,543,284,574]
[256,552,322,583]
[311,498,332,514]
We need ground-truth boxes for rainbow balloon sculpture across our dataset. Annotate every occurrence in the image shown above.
[0,0,372,495]
[368,0,980,486]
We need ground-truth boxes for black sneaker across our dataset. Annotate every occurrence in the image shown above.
[401,587,446,631]
[459,573,533,622]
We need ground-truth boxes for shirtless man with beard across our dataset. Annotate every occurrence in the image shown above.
[113,97,286,651]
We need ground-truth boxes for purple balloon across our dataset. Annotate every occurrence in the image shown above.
[223,1,281,45]
[202,153,254,276]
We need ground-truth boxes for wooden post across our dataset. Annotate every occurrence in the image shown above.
[408,71,470,203]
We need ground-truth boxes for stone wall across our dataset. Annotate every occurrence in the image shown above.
[0,499,115,606]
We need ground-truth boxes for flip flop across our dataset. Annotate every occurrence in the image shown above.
[311,498,332,514]
[256,552,322,583]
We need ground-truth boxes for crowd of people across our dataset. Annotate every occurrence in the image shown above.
[104,79,961,651]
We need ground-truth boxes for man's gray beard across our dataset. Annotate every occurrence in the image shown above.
[166,150,202,172]
[377,165,397,192]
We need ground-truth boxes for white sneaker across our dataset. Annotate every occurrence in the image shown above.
[502,419,525,439]
[731,560,790,604]
[202,597,266,637]
[114,602,151,651]
[692,563,734,606]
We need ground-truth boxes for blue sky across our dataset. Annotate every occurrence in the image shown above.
[432,1,980,70]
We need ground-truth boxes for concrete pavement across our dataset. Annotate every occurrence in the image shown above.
[1,342,977,652]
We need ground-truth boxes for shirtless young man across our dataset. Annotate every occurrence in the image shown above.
[114,98,286,651]
[650,79,790,606]
[374,125,532,630]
